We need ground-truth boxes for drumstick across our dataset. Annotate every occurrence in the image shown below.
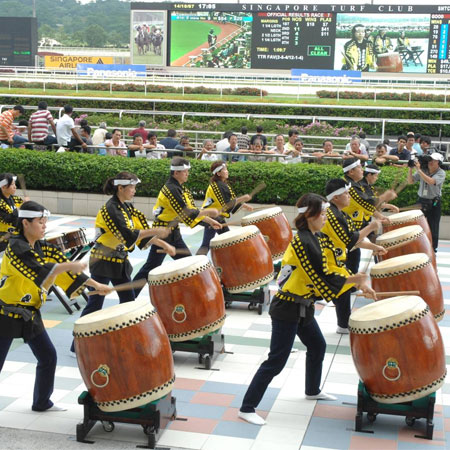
[88,278,147,296]
[156,248,191,255]
[0,232,12,243]
[398,204,421,212]
[395,180,409,195]
[251,204,277,211]
[376,291,421,297]
[17,174,28,199]
[219,182,267,214]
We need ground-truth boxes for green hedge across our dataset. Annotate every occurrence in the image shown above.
[0,149,448,214]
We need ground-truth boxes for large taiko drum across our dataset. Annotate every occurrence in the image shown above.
[73,299,174,412]
[383,210,432,244]
[377,52,403,72]
[375,225,436,270]
[148,255,226,342]
[241,207,293,260]
[370,253,444,321]
[46,228,87,252]
[349,296,446,404]
[210,225,274,293]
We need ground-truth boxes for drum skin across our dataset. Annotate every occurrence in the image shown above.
[377,52,403,72]
[210,225,274,293]
[370,253,444,321]
[349,296,446,404]
[148,256,226,342]
[241,207,293,260]
[74,300,174,412]
[383,210,432,245]
[376,225,436,270]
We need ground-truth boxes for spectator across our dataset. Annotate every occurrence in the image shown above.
[247,138,266,162]
[223,133,241,162]
[250,125,267,150]
[197,139,220,161]
[344,136,369,162]
[405,132,417,157]
[145,132,167,159]
[373,143,399,166]
[284,129,299,153]
[358,132,370,153]
[237,126,250,152]
[105,129,127,157]
[92,122,108,146]
[345,135,367,154]
[0,105,27,148]
[383,138,393,153]
[56,105,87,151]
[28,101,57,149]
[419,136,434,155]
[284,138,304,161]
[128,135,147,158]
[389,135,410,161]
[159,129,179,158]
[174,135,194,157]
[267,134,286,162]
[413,133,422,154]
[216,130,234,153]
[311,139,341,159]
[79,125,93,153]
[128,120,148,142]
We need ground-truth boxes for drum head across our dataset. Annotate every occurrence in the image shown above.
[370,253,429,276]
[349,295,428,331]
[241,207,283,225]
[387,210,423,224]
[148,255,210,281]
[210,225,260,247]
[376,225,424,248]
[45,231,65,240]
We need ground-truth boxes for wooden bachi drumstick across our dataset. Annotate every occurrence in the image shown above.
[375,290,421,297]
[398,204,421,212]
[88,278,147,296]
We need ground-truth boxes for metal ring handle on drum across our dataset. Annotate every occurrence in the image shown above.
[172,306,187,323]
[382,363,401,382]
[90,364,110,388]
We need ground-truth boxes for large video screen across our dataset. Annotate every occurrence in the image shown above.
[131,3,450,74]
[0,17,37,66]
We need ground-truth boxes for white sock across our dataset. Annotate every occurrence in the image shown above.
[238,411,266,425]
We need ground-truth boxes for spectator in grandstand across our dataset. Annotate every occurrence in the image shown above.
[389,136,410,162]
[419,136,434,155]
[128,134,146,158]
[174,135,194,157]
[237,126,250,152]
[342,24,374,72]
[159,129,179,158]
[223,133,242,162]
[343,136,369,162]
[79,125,93,154]
[266,134,286,162]
[374,27,393,56]
[413,133,422,154]
[311,139,341,159]
[247,138,267,162]
[128,120,148,142]
[250,125,267,151]
[145,132,167,159]
[0,105,27,148]
[28,102,57,149]
[105,129,127,157]
[56,105,87,151]
[383,138,394,153]
[373,143,399,166]
[216,131,234,153]
[92,122,108,146]
[197,139,220,161]
[405,133,417,157]
[358,132,370,152]
[284,129,300,154]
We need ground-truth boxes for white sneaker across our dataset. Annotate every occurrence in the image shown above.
[69,351,77,358]
[336,326,349,335]
[42,405,68,412]
[238,411,266,425]
[305,391,337,401]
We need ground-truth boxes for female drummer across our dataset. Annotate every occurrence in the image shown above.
[0,173,29,252]
[70,171,174,353]
[197,161,253,255]
[0,201,111,412]
[238,193,376,426]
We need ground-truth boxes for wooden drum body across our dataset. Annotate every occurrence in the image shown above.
[370,253,444,321]
[148,255,225,342]
[376,225,436,270]
[377,52,403,72]
[349,296,446,404]
[383,210,432,245]
[241,207,293,260]
[210,225,274,293]
[46,228,87,252]
[73,300,174,412]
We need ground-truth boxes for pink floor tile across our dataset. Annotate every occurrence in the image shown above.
[191,392,235,407]
[168,416,218,434]
[350,435,397,450]
[313,404,356,421]
[222,407,268,422]
[398,426,445,446]
[174,377,205,391]
[444,418,450,432]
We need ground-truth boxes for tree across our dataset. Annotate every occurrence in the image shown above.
[38,24,55,40]
[85,24,108,48]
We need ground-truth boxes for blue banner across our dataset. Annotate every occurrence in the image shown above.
[77,64,146,78]
[291,69,361,84]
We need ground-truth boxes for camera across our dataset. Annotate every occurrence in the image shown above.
[408,154,431,169]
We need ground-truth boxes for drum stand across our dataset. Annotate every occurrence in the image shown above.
[223,283,271,315]
[170,329,225,370]
[76,391,176,449]
[355,381,435,440]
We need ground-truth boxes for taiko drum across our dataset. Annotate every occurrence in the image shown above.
[210,225,274,293]
[383,210,432,244]
[376,52,403,72]
[73,299,174,412]
[370,253,444,321]
[241,207,293,260]
[349,296,446,404]
[148,255,225,342]
[375,225,437,270]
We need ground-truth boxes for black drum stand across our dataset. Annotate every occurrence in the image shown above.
[223,284,271,315]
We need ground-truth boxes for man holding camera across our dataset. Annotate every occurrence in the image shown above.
[407,153,446,252]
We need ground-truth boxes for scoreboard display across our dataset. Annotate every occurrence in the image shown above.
[0,17,37,67]
[130,3,450,75]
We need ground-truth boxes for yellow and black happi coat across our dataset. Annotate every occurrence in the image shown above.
[90,195,150,278]
[322,203,360,268]
[202,181,238,219]
[342,175,376,230]
[152,176,203,229]
[269,230,353,324]
[0,234,89,341]
[0,194,23,251]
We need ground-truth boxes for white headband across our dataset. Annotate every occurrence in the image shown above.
[113,178,141,186]
[18,209,51,218]
[343,160,361,173]
[0,176,17,188]
[326,183,351,201]
[297,202,330,214]
[170,164,191,171]
[364,167,381,174]
[212,164,226,175]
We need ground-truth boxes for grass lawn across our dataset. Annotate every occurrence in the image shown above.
[132,43,165,66]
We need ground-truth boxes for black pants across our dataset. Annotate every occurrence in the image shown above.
[420,198,441,252]
[196,221,229,255]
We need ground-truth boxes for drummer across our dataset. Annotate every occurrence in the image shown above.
[197,161,253,255]
[238,193,376,426]
[0,201,112,412]
[0,173,29,252]
[322,179,386,334]
[70,171,175,354]
[133,157,222,296]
